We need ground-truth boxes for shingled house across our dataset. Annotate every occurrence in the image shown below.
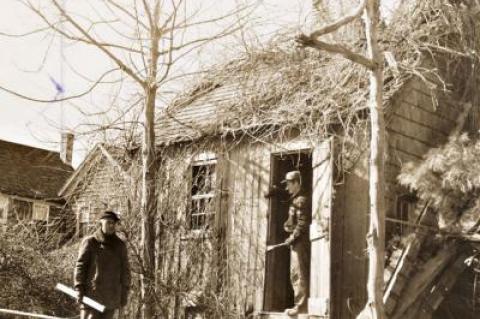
[56,1,480,318]
[58,143,138,238]
[151,1,480,318]
[0,135,74,232]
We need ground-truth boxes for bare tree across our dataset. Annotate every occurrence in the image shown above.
[1,1,249,317]
[297,0,386,318]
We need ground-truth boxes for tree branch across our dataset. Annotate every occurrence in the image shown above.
[24,4,145,54]
[105,0,149,31]
[296,34,375,69]
[309,0,367,39]
[0,68,119,103]
[50,0,145,86]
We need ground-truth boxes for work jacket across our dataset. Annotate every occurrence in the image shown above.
[74,229,130,309]
[284,192,310,246]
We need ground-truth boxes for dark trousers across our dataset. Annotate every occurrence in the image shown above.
[80,308,116,319]
[290,240,310,312]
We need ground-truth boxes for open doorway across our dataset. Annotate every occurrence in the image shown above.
[263,150,312,312]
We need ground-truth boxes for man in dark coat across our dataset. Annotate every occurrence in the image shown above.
[282,171,310,316]
[74,211,130,319]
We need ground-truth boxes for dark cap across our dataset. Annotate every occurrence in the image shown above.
[99,211,120,222]
[281,170,302,184]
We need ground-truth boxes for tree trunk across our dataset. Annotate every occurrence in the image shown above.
[141,2,161,317]
[357,1,386,318]
[297,1,386,317]
[141,86,158,319]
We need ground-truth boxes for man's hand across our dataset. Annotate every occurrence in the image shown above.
[284,237,294,246]
[75,288,84,305]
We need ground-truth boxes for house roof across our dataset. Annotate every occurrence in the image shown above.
[155,0,471,146]
[155,19,417,144]
[58,143,135,197]
[155,47,408,145]
[0,139,73,201]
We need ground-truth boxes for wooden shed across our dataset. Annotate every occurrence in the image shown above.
[152,3,480,316]
[58,1,480,318]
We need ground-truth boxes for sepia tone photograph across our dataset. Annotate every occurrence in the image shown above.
[1,1,480,318]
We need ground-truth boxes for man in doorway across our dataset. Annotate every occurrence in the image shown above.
[282,170,310,316]
[74,211,130,319]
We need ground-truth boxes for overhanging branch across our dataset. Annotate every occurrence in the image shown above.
[296,34,375,69]
[309,0,367,39]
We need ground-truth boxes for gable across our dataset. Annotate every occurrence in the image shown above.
[59,143,136,198]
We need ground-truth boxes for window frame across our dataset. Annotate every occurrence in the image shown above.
[77,204,91,238]
[0,194,9,222]
[11,199,33,221]
[32,202,50,221]
[395,194,416,238]
[188,154,217,232]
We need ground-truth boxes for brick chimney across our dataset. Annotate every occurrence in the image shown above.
[60,132,74,165]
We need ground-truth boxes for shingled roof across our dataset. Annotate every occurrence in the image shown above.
[155,0,473,146]
[0,139,74,201]
[155,47,407,145]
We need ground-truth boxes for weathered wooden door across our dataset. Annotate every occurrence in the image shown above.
[309,138,333,316]
[263,154,294,311]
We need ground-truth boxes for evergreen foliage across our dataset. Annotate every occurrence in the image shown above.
[399,133,480,232]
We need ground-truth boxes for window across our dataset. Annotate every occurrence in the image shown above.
[12,199,32,220]
[0,195,8,221]
[33,203,49,221]
[185,306,205,319]
[78,206,91,238]
[395,194,416,237]
[189,156,216,230]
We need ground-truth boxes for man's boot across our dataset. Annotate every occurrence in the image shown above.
[285,306,299,316]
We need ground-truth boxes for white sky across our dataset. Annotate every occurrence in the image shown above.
[0,0,400,167]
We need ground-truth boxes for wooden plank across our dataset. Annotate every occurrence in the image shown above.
[401,251,468,319]
[308,138,333,317]
[246,142,261,315]
[0,308,67,319]
[387,114,447,146]
[387,146,423,166]
[383,204,434,315]
[387,130,432,159]
[227,146,241,311]
[255,145,270,313]
[399,83,460,122]
[336,151,369,319]
[239,144,249,313]
[423,252,469,312]
[390,243,458,319]
[392,102,452,133]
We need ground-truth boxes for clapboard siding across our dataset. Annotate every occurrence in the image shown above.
[385,78,460,239]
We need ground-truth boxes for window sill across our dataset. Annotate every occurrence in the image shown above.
[257,311,311,319]
[180,229,214,241]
